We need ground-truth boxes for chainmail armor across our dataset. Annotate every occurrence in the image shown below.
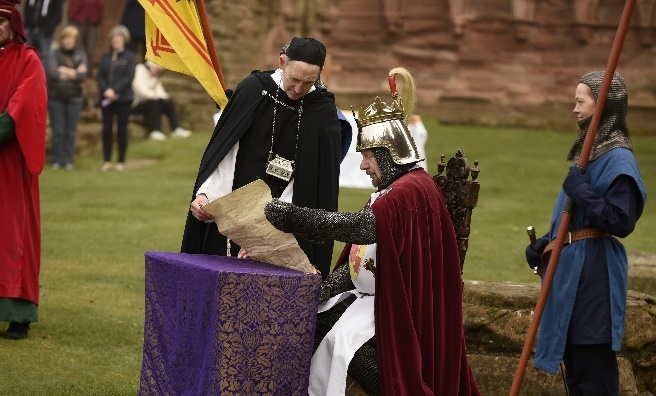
[372,147,416,190]
[348,338,380,396]
[567,71,632,162]
[318,261,354,303]
[264,199,376,245]
[313,281,381,395]
[266,145,411,396]
[314,294,356,352]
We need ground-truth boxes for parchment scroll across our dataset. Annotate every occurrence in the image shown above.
[201,180,316,274]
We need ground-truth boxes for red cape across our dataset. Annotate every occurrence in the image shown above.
[337,169,480,395]
[0,42,47,304]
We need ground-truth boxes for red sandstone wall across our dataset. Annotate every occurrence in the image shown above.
[210,0,656,131]
[56,0,656,132]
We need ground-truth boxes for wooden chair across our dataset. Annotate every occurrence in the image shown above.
[433,150,480,273]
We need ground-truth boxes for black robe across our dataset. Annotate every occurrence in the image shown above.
[181,70,341,277]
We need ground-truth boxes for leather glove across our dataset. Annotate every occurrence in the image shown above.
[562,165,591,198]
[525,236,548,270]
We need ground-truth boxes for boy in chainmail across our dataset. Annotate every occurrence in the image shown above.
[525,71,647,394]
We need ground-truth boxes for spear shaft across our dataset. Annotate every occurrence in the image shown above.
[509,1,636,394]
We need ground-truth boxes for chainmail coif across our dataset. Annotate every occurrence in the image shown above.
[567,71,632,163]
[372,147,416,190]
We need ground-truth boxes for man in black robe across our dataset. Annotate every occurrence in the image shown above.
[181,37,341,277]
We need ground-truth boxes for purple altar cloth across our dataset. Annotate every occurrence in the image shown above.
[139,251,322,396]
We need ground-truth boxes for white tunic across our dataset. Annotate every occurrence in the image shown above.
[309,191,381,396]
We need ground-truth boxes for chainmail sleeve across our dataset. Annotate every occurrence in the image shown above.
[264,199,377,245]
[319,262,354,303]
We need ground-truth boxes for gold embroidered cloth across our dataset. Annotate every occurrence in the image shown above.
[139,251,321,395]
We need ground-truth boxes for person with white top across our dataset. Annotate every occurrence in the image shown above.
[132,61,191,140]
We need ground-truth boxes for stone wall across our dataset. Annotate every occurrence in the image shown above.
[69,0,656,133]
[464,252,656,395]
[206,0,656,133]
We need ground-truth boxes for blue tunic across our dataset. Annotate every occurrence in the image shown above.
[535,148,647,373]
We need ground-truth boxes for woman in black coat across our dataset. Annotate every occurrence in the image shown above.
[96,24,136,171]
[45,25,87,170]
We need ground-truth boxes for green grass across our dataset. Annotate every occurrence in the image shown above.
[1,120,654,394]
[335,120,656,283]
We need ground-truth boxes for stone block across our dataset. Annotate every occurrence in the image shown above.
[463,272,656,395]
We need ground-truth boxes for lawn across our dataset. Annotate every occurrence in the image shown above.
[1,120,654,394]
[335,119,656,282]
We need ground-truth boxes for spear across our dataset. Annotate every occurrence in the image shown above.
[509,1,637,394]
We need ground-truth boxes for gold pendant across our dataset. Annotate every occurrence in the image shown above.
[266,155,294,181]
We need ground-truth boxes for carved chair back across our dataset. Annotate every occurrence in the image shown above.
[432,150,480,273]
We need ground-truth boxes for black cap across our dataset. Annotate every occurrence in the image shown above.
[285,37,326,68]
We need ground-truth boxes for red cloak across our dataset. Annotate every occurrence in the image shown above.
[337,169,480,395]
[0,42,47,305]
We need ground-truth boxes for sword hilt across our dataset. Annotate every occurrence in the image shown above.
[527,226,539,275]
[527,226,536,251]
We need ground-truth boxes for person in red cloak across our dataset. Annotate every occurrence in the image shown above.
[264,68,480,395]
[0,0,48,340]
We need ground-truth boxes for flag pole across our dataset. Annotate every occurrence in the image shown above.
[195,0,226,90]
[509,1,636,395]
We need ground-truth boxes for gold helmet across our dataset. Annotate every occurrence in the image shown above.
[354,67,423,165]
